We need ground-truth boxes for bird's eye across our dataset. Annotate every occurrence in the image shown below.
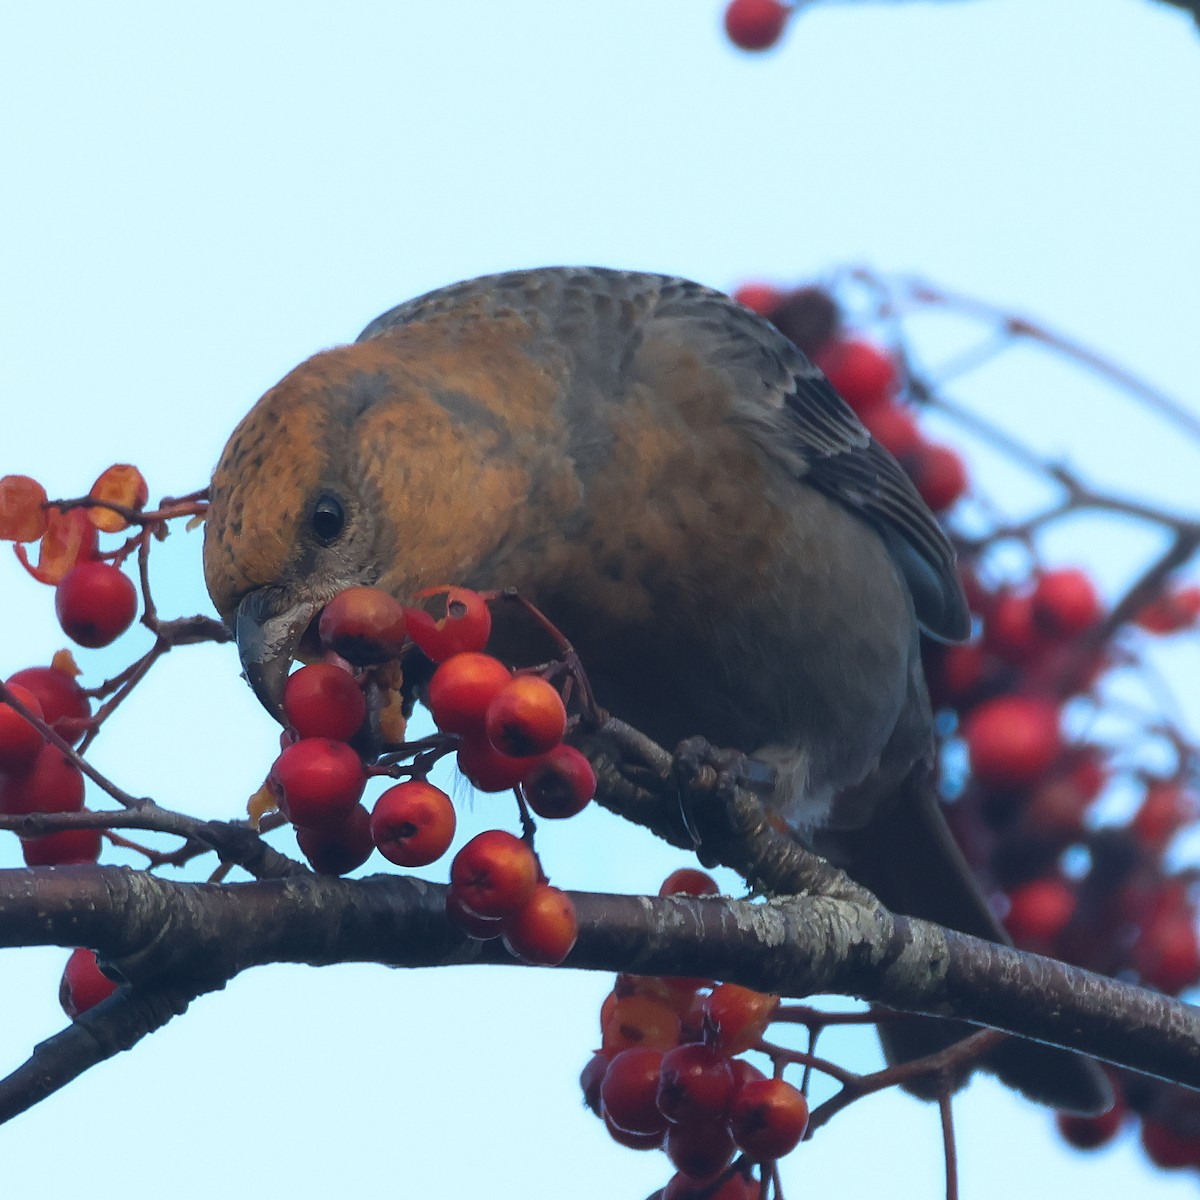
[311,494,346,545]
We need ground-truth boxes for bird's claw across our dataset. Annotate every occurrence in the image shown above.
[670,736,776,865]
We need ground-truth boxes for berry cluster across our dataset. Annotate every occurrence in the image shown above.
[937,554,1200,1165]
[0,467,144,873]
[3,468,597,1019]
[448,829,578,965]
[260,583,594,962]
[1,469,143,648]
[736,279,1200,1171]
[584,870,807,1196]
[1,467,160,1020]
[0,661,94,867]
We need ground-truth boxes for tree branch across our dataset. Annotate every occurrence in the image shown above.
[2,863,1198,1126]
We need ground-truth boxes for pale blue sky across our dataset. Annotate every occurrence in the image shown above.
[2,2,1199,1196]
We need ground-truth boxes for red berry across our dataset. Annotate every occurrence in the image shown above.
[427,652,512,736]
[1135,905,1200,994]
[860,404,922,459]
[1142,1119,1200,1170]
[318,587,408,665]
[55,562,138,648]
[1135,585,1200,634]
[1132,781,1197,853]
[455,736,534,793]
[730,1058,768,1090]
[611,973,709,1018]
[1024,777,1092,842]
[370,780,456,867]
[1004,878,1076,951]
[282,663,366,741]
[1065,753,1108,803]
[1032,568,1103,639]
[0,474,49,541]
[704,983,779,1055]
[603,1112,664,1150]
[911,443,968,512]
[59,948,118,1018]
[448,830,539,919]
[770,286,841,356]
[268,738,366,828]
[580,1050,612,1116]
[666,1119,737,1181]
[732,282,782,316]
[964,696,1062,788]
[502,883,578,965]
[9,665,91,744]
[1056,1102,1125,1151]
[729,1077,810,1160]
[984,591,1042,664]
[0,684,45,772]
[405,586,492,662]
[927,642,988,705]
[520,744,595,818]
[662,982,711,1031]
[600,1046,667,1136]
[21,826,102,866]
[446,888,505,939]
[294,804,374,875]
[0,745,84,815]
[814,338,898,417]
[657,1042,736,1125]
[723,0,789,53]
[660,868,720,898]
[484,675,566,757]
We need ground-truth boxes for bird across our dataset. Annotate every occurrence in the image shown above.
[203,266,1109,1114]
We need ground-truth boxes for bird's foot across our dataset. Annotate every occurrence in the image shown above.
[670,736,777,868]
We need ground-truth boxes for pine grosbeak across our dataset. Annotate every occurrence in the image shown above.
[203,267,1107,1113]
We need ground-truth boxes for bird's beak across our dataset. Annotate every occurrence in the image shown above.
[234,589,321,722]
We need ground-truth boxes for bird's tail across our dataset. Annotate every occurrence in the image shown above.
[816,765,1112,1115]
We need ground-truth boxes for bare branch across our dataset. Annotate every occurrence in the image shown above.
[1,864,1198,1127]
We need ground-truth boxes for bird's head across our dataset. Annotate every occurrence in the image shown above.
[203,342,414,719]
[204,323,553,722]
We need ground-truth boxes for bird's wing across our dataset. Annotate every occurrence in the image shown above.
[358,267,969,642]
[649,276,970,641]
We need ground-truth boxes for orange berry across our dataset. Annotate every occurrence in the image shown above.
[502,883,578,965]
[318,587,408,664]
[427,652,511,736]
[0,474,48,541]
[730,1077,810,1160]
[87,464,148,533]
[484,675,566,757]
[520,744,595,818]
[405,586,492,662]
[704,983,779,1055]
[449,830,539,919]
[370,780,456,867]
